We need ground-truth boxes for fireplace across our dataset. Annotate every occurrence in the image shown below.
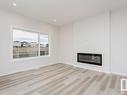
[77,53,102,66]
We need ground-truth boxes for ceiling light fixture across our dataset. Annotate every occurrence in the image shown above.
[12,2,17,6]
[53,19,57,22]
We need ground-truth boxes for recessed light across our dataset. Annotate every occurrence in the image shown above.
[12,2,17,6]
[53,19,57,22]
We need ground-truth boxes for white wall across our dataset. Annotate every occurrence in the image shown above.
[59,12,110,73]
[111,8,127,75]
[58,24,73,64]
[0,10,58,76]
[59,8,127,75]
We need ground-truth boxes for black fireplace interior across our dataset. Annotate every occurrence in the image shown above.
[77,53,102,66]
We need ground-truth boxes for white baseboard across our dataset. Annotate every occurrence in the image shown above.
[1,63,126,77]
[64,63,110,74]
[62,63,127,76]
[0,63,55,77]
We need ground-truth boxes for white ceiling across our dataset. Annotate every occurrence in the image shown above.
[0,0,127,26]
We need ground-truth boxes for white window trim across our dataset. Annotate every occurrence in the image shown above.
[11,26,51,62]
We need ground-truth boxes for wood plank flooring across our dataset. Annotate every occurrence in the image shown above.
[0,63,127,95]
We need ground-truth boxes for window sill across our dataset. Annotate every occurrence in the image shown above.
[13,55,50,62]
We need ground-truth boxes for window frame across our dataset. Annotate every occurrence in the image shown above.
[11,27,50,61]
[40,33,50,56]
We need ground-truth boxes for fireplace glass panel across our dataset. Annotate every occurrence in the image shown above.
[77,53,102,66]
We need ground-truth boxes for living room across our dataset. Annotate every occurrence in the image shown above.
[0,0,127,95]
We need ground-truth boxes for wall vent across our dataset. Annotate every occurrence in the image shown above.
[121,79,127,92]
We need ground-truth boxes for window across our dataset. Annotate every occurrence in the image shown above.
[40,34,49,56]
[13,28,49,59]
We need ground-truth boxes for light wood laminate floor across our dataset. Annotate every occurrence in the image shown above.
[0,63,127,95]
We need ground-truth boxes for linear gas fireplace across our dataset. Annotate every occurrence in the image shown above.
[77,53,102,66]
